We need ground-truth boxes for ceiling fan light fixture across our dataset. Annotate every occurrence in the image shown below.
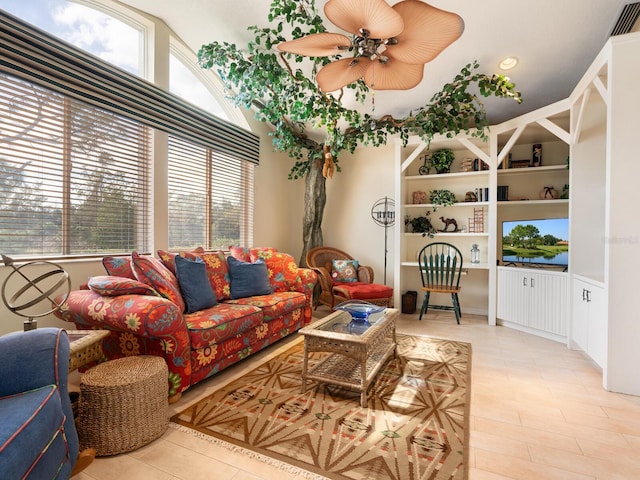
[325,0,405,39]
[277,0,464,92]
[499,56,519,70]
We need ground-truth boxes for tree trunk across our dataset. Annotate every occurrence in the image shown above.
[299,156,326,266]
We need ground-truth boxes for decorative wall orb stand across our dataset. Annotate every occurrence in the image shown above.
[1,254,71,331]
[371,197,395,285]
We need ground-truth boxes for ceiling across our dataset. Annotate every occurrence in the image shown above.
[119,0,636,125]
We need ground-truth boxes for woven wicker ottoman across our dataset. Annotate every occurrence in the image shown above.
[78,355,169,456]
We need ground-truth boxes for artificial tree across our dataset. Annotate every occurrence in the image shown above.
[198,0,522,265]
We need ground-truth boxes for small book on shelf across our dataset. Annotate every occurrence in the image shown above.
[497,185,509,201]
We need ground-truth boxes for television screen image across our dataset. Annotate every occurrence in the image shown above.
[502,218,569,267]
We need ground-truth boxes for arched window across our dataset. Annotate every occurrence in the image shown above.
[0,3,256,258]
[2,1,143,76]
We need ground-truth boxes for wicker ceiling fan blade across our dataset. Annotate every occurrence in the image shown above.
[324,0,404,39]
[316,57,372,92]
[363,61,424,90]
[386,0,464,65]
[277,33,352,57]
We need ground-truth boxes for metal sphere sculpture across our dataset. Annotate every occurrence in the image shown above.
[1,254,71,331]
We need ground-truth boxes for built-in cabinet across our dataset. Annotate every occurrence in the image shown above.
[567,33,640,395]
[571,275,606,368]
[394,32,640,396]
[497,267,568,341]
[394,114,571,325]
[395,135,494,317]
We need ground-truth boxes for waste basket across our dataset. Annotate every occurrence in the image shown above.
[401,291,417,314]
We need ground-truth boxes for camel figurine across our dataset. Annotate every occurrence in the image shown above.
[439,216,459,232]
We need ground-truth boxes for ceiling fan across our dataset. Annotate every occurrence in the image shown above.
[277,0,464,92]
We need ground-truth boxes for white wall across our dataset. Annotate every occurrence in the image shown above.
[322,143,396,287]
[249,118,305,262]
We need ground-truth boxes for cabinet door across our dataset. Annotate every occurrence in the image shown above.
[497,269,528,326]
[528,272,567,335]
[586,285,606,368]
[572,279,589,351]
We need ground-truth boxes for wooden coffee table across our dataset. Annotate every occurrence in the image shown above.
[299,308,398,407]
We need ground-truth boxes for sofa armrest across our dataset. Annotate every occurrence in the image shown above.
[295,268,318,296]
[55,289,192,395]
[295,267,318,324]
[0,328,70,397]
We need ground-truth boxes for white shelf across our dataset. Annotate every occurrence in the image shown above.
[401,261,490,270]
[403,232,489,237]
[405,170,489,181]
[498,199,569,206]
[404,202,489,208]
[498,165,568,176]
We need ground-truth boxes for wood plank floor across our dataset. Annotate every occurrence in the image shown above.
[74,309,640,480]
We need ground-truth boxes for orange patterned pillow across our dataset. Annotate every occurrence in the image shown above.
[249,247,278,261]
[157,247,205,275]
[250,251,301,293]
[198,251,231,301]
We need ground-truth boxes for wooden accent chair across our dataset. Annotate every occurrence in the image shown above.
[306,246,393,309]
[417,242,463,323]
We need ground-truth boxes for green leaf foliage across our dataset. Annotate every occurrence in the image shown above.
[198,0,522,180]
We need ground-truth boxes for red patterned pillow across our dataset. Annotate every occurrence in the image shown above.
[102,256,135,279]
[131,252,185,311]
[228,245,251,262]
[198,251,231,301]
[157,247,205,274]
[250,251,301,293]
[88,276,159,297]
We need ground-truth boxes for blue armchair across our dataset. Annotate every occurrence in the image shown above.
[0,328,79,479]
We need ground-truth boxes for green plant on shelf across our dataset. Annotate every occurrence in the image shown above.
[409,211,436,238]
[430,189,457,211]
[429,149,455,174]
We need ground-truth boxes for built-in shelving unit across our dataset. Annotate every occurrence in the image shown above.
[394,31,640,397]
[395,133,493,317]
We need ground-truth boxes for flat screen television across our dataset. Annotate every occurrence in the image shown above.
[502,218,569,267]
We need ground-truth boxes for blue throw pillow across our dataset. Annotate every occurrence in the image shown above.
[175,255,217,313]
[226,256,273,299]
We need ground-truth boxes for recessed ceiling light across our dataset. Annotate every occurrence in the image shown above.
[499,57,519,70]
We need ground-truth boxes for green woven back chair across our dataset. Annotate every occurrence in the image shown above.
[417,242,463,323]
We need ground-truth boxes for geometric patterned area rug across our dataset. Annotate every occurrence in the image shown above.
[171,334,471,480]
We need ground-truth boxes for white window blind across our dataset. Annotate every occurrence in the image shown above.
[0,9,260,165]
[0,74,151,258]
[168,134,254,250]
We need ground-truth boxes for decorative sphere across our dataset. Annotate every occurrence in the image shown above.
[1,260,71,319]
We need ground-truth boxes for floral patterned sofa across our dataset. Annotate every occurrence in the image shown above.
[55,247,317,400]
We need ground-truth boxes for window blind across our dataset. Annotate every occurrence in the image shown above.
[0,74,151,257]
[168,134,254,251]
[0,9,259,164]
